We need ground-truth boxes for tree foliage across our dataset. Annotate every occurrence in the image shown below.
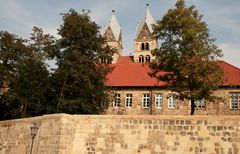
[0,28,56,119]
[150,0,223,115]
[0,9,114,120]
[0,31,28,119]
[52,9,114,114]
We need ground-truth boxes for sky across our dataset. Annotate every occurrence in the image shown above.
[0,0,239,68]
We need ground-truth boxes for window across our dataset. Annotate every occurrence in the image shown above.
[139,55,144,63]
[155,93,163,109]
[125,94,133,108]
[106,58,112,64]
[142,94,150,108]
[145,42,150,50]
[145,55,151,62]
[168,94,176,108]
[141,43,145,50]
[100,58,106,64]
[113,94,120,108]
[230,92,240,109]
[195,99,205,109]
[100,58,112,64]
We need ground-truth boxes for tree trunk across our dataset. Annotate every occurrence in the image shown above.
[21,102,27,117]
[149,88,153,115]
[56,79,66,113]
[190,99,195,115]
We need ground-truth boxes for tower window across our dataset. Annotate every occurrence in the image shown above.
[139,55,144,63]
[141,43,145,50]
[140,42,150,50]
[100,58,112,64]
[145,55,151,62]
[146,42,150,50]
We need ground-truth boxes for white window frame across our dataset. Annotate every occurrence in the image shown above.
[195,99,206,109]
[230,92,240,109]
[113,94,120,108]
[125,94,133,108]
[142,93,150,108]
[155,93,163,109]
[168,94,176,108]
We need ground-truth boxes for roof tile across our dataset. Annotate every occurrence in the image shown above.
[106,56,240,87]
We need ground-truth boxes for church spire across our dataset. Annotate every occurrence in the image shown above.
[133,4,158,63]
[102,10,123,64]
[102,10,122,41]
[135,4,155,38]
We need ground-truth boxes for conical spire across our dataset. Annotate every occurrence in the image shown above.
[102,10,122,41]
[136,4,155,38]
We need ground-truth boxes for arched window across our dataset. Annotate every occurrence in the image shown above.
[107,58,112,64]
[145,55,151,62]
[100,58,105,64]
[139,55,144,63]
[100,58,112,64]
[146,42,150,50]
[141,43,145,50]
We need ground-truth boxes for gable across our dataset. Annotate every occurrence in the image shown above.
[103,27,115,41]
[136,23,153,40]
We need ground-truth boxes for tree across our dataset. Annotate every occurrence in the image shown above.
[29,26,58,61]
[5,57,51,118]
[53,9,114,114]
[0,31,27,88]
[0,31,28,119]
[150,0,223,115]
[0,28,57,120]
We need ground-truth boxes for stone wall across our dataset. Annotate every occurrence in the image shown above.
[106,88,240,115]
[0,114,239,154]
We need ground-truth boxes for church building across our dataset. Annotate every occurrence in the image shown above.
[102,7,240,115]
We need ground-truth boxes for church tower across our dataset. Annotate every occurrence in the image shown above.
[102,10,123,64]
[134,4,158,63]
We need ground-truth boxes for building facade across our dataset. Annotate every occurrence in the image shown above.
[102,7,240,115]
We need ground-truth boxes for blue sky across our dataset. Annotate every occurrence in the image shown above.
[0,0,239,68]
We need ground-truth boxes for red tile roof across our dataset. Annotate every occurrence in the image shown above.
[217,60,240,86]
[106,56,240,87]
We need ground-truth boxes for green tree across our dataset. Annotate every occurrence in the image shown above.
[29,26,58,61]
[0,28,57,120]
[5,57,51,118]
[53,9,114,114]
[150,0,223,115]
[0,31,28,119]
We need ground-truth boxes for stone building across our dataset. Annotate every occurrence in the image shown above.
[102,7,240,115]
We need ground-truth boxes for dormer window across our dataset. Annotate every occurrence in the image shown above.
[145,55,151,62]
[139,55,144,63]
